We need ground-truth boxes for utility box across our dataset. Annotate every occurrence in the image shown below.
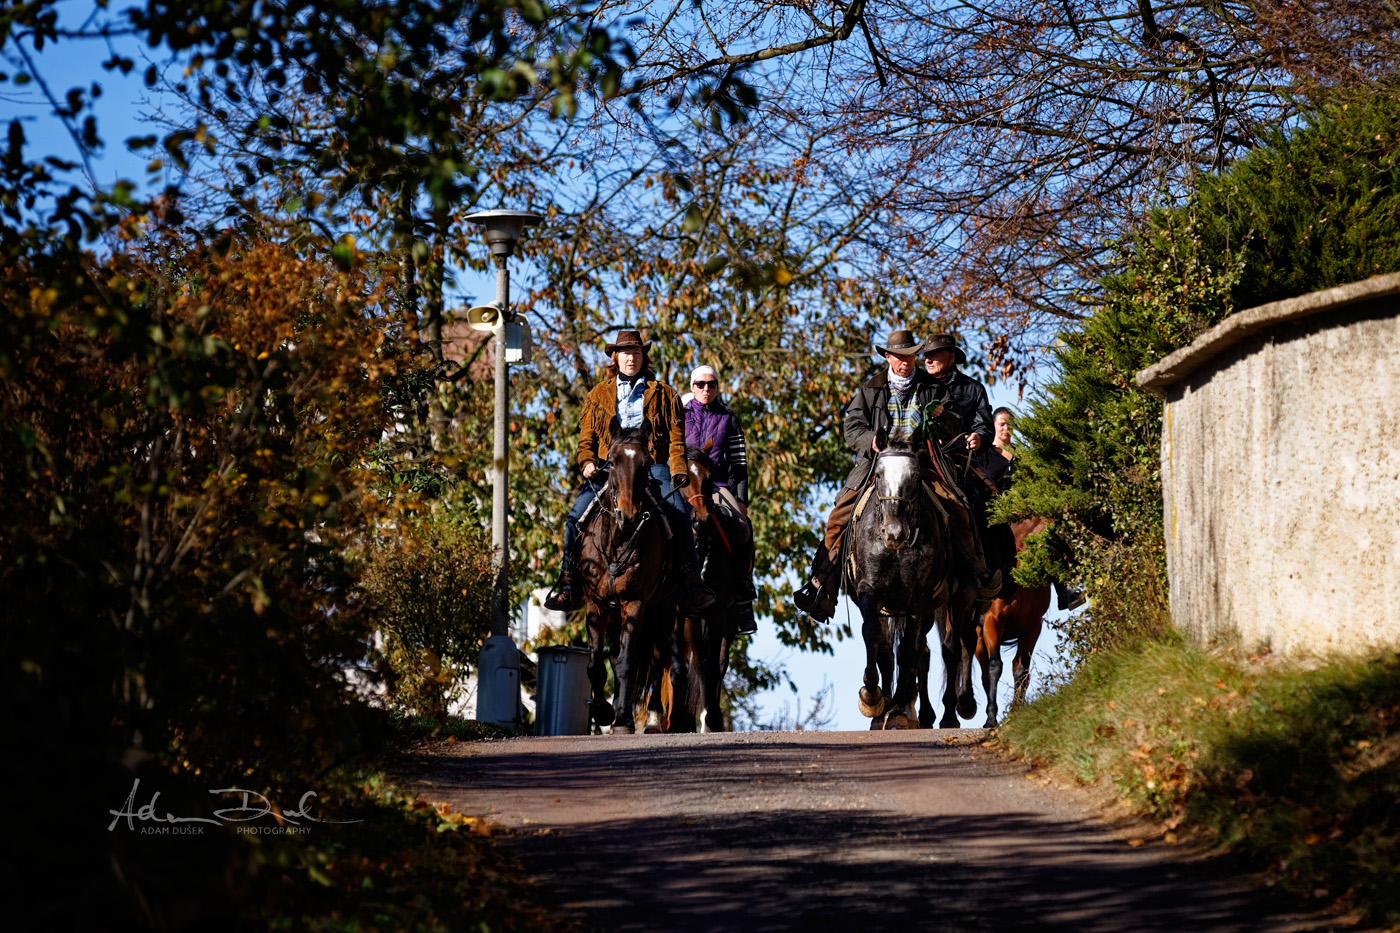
[534,645,590,736]
[506,320,532,365]
[476,635,521,728]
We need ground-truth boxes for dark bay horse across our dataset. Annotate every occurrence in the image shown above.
[578,425,679,733]
[847,434,973,729]
[976,516,1052,727]
[664,444,751,732]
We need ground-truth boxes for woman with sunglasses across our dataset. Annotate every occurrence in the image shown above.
[684,365,759,635]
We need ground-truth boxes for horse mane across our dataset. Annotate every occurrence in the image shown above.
[684,445,717,469]
[883,432,920,453]
[610,427,650,450]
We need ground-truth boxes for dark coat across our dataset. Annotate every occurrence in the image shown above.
[841,370,949,491]
[927,369,994,449]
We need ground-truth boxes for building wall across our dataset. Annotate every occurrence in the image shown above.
[1141,280,1400,656]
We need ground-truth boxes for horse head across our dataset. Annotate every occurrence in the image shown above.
[872,435,923,551]
[684,441,717,523]
[606,420,654,527]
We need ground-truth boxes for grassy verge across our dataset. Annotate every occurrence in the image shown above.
[998,637,1400,928]
[256,775,565,931]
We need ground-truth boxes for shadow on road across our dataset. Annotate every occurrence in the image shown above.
[403,739,1334,933]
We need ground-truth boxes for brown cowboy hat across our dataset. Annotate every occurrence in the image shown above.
[875,328,922,356]
[921,333,967,366]
[604,329,650,354]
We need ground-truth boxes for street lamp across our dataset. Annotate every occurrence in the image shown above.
[464,208,543,729]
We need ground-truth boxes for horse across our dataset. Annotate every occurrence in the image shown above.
[661,443,751,732]
[847,432,975,729]
[976,516,1053,727]
[578,423,680,734]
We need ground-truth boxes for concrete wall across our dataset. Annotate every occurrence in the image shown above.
[1137,274,1400,657]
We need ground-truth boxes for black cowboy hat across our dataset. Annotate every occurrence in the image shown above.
[604,329,650,354]
[921,333,967,366]
[875,328,922,356]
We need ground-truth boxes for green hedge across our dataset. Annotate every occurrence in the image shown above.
[996,96,1400,665]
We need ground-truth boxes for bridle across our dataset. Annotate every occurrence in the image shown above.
[875,449,922,550]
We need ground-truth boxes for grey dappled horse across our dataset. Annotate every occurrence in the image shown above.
[847,433,978,728]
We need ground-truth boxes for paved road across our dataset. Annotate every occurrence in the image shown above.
[402,730,1339,932]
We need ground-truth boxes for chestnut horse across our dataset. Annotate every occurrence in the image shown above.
[578,425,679,733]
[666,444,751,732]
[976,516,1052,727]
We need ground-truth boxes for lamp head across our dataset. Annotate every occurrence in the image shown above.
[464,209,544,258]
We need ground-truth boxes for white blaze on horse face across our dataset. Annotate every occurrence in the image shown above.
[613,445,645,517]
[878,453,920,546]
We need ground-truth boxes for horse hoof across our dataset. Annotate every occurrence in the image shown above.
[938,716,959,729]
[983,715,999,729]
[609,722,635,734]
[644,711,664,734]
[957,693,977,720]
[919,709,936,729]
[858,686,885,719]
[591,700,615,726]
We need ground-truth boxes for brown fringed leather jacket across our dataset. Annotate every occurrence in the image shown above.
[576,375,687,478]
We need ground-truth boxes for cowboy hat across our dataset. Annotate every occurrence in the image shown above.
[604,329,650,354]
[875,328,922,356]
[921,333,967,366]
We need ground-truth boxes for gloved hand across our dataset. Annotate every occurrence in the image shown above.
[672,473,689,488]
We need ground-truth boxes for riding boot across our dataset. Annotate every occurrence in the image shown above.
[793,547,839,622]
[681,562,718,612]
[543,556,582,612]
[732,601,758,636]
[1053,579,1086,611]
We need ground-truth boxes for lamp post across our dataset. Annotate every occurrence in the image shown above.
[464,208,543,729]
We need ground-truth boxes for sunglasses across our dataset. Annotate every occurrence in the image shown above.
[692,380,717,389]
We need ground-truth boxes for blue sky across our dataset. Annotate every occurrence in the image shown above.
[7,16,1079,731]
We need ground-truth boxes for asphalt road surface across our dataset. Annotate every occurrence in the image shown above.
[403,729,1342,932]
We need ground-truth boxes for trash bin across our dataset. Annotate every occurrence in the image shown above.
[535,646,591,736]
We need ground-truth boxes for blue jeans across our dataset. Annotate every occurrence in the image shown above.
[562,464,701,573]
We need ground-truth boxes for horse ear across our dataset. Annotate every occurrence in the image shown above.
[875,426,888,451]
[702,437,714,452]
[608,415,622,437]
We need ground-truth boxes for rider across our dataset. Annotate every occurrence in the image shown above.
[922,334,1011,597]
[543,330,717,613]
[792,329,997,622]
[683,364,759,636]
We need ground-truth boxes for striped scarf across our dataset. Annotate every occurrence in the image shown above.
[886,368,921,438]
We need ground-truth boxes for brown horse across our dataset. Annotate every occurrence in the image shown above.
[578,424,679,733]
[976,516,1052,727]
[667,444,752,732]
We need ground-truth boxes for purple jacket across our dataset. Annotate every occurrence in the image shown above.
[684,398,743,487]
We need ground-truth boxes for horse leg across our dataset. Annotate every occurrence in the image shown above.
[980,606,1003,728]
[1013,601,1044,708]
[917,627,937,729]
[703,624,729,733]
[949,586,980,722]
[937,613,961,729]
[890,614,921,725]
[857,595,886,719]
[585,607,614,728]
[668,615,698,733]
[609,601,647,733]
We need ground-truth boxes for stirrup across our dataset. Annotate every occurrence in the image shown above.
[794,582,835,622]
